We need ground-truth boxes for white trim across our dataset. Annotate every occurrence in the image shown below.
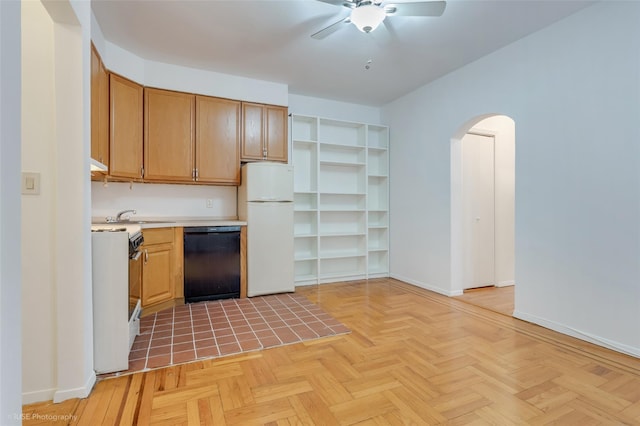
[318,275,366,285]
[52,371,96,404]
[513,310,640,359]
[450,136,464,294]
[295,280,319,287]
[467,127,499,138]
[367,272,389,280]
[390,273,462,297]
[496,280,515,287]
[22,388,57,406]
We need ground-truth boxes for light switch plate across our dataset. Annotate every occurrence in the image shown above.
[22,172,40,195]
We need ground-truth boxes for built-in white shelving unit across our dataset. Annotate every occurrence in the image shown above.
[291,114,389,285]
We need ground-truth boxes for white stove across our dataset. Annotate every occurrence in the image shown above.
[91,223,143,374]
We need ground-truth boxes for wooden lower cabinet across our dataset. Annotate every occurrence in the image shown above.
[142,242,174,306]
[140,228,183,315]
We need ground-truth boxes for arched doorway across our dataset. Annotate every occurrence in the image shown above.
[451,115,515,314]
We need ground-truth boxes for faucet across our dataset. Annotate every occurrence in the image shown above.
[116,209,136,222]
[106,209,137,223]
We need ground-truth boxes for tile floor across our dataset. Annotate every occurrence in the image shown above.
[114,293,349,376]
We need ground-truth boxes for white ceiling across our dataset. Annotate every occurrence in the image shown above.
[92,0,595,106]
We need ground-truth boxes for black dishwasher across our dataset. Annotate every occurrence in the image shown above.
[183,226,241,303]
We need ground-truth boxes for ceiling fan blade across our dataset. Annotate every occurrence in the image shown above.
[311,17,350,40]
[384,1,446,17]
[316,0,355,8]
[382,18,399,42]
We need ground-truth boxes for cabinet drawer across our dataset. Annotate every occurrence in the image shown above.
[142,228,174,245]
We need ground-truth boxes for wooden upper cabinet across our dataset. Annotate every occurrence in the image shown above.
[241,102,265,161]
[241,102,288,163]
[92,51,285,184]
[109,74,143,179]
[195,96,241,184]
[265,105,288,163]
[90,44,109,168]
[144,88,195,182]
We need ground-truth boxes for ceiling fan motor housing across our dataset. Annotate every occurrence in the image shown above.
[350,2,386,33]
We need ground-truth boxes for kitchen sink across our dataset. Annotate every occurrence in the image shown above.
[93,220,175,225]
[130,220,175,224]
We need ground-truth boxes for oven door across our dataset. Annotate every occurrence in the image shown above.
[129,250,142,318]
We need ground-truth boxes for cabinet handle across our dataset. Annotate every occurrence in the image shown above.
[195,168,199,181]
[144,249,148,264]
[140,166,144,178]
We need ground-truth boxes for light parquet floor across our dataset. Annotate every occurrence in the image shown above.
[454,285,515,317]
[24,278,640,425]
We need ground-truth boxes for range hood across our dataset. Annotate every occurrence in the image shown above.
[90,158,107,173]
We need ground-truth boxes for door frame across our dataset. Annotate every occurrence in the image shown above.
[450,114,499,296]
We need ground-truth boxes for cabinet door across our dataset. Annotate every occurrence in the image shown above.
[265,105,288,162]
[141,243,174,307]
[144,88,194,182]
[90,44,109,167]
[109,74,143,179]
[195,96,241,184]
[241,102,264,161]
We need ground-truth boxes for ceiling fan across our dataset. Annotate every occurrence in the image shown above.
[311,0,446,40]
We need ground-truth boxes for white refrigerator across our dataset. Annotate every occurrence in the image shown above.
[238,162,295,297]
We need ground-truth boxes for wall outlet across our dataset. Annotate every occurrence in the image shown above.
[206,199,213,208]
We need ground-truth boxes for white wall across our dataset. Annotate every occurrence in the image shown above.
[0,0,23,422]
[144,60,288,106]
[384,1,640,356]
[288,94,382,125]
[91,182,237,219]
[102,40,145,84]
[21,0,57,404]
[54,0,96,403]
[91,18,290,107]
[21,0,96,404]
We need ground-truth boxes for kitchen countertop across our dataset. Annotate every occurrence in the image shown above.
[91,216,246,230]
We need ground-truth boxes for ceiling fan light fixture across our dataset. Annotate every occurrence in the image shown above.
[350,5,386,33]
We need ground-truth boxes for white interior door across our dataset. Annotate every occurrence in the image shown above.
[462,133,495,289]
